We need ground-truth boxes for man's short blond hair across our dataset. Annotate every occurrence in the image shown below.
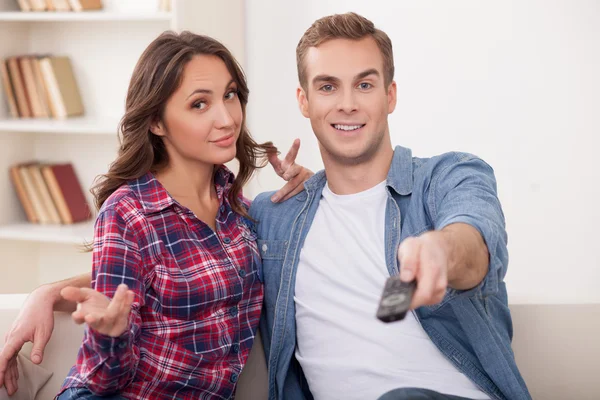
[296,12,395,89]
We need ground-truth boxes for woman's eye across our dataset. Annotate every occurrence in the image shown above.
[225,90,238,100]
[192,101,207,110]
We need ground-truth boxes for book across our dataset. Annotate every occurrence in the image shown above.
[18,164,51,224]
[16,0,32,12]
[28,0,47,11]
[28,164,62,224]
[0,60,19,118]
[39,56,84,119]
[51,0,72,11]
[30,57,53,118]
[42,163,92,223]
[19,57,49,118]
[9,165,38,223]
[67,0,103,12]
[7,57,32,118]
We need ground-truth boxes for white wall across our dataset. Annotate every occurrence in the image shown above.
[244,0,600,304]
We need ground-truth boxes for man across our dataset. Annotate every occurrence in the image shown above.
[249,12,529,400]
[0,12,530,400]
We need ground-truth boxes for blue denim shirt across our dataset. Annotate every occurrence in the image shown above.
[249,146,531,400]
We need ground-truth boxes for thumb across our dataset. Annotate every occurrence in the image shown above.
[30,330,51,364]
[60,286,90,304]
[398,237,420,282]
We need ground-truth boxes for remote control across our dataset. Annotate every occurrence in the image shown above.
[376,276,416,323]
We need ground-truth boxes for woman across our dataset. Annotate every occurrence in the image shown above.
[55,31,309,399]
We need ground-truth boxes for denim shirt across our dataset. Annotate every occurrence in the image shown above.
[249,146,531,400]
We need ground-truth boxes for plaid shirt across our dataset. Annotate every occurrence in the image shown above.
[60,167,263,399]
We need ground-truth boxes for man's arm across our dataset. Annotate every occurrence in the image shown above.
[0,272,91,395]
[442,222,489,291]
[398,153,507,309]
[45,273,93,312]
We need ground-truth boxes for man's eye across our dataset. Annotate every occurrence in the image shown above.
[320,84,334,92]
[359,82,372,90]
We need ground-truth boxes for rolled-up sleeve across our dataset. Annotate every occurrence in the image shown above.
[427,153,508,297]
[77,208,145,395]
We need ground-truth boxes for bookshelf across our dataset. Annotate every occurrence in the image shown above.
[0,0,245,293]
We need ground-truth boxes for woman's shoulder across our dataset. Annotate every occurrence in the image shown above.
[98,181,145,221]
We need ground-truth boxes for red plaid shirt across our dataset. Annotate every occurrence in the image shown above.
[59,167,263,399]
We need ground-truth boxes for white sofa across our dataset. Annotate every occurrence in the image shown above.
[1,294,599,399]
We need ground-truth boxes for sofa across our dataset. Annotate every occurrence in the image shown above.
[1,294,598,399]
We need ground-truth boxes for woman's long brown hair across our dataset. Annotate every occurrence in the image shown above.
[92,31,274,219]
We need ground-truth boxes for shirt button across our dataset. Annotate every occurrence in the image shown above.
[238,269,246,278]
[223,237,231,244]
[231,343,240,354]
[261,244,268,252]
[230,372,238,383]
[220,205,225,213]
[229,306,238,316]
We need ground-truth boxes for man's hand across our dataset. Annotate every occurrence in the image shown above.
[268,139,313,203]
[61,284,134,338]
[0,285,56,395]
[397,231,451,310]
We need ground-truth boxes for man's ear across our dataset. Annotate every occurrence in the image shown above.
[387,80,397,114]
[150,118,166,137]
[296,86,310,118]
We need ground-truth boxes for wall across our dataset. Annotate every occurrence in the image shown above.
[244,0,600,304]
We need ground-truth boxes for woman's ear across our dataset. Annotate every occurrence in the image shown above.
[150,118,166,137]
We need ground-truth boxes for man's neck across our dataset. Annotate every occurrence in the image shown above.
[323,145,394,195]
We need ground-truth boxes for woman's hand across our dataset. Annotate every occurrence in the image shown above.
[268,139,313,202]
[61,284,134,338]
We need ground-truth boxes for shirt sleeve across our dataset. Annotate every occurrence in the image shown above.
[76,207,145,395]
[427,153,508,297]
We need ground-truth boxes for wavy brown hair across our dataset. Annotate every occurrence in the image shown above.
[92,31,275,218]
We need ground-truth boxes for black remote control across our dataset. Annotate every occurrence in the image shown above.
[376,276,416,323]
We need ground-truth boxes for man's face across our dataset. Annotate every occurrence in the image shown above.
[297,37,397,166]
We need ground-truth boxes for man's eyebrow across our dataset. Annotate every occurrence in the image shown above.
[354,68,380,81]
[312,74,341,86]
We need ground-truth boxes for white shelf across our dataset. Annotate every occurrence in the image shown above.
[0,117,120,135]
[0,221,94,244]
[0,11,172,22]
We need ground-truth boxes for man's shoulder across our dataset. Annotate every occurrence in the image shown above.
[249,190,308,223]
[411,150,493,182]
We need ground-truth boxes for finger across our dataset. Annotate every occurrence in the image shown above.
[282,163,302,181]
[398,237,421,282]
[270,179,298,203]
[5,358,17,395]
[107,284,129,317]
[282,139,301,170]
[71,310,86,325]
[85,312,104,330]
[420,242,448,303]
[410,248,439,309]
[267,151,283,175]
[0,337,26,380]
[30,328,51,365]
[280,176,306,202]
[61,286,92,304]
[121,290,134,315]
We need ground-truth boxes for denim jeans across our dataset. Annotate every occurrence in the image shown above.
[57,387,127,400]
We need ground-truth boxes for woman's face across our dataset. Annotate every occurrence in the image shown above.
[152,54,243,168]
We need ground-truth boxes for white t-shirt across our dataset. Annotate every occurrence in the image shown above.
[294,181,490,400]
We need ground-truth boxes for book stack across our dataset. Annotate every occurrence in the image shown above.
[0,55,84,119]
[10,162,92,224]
[15,0,103,12]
